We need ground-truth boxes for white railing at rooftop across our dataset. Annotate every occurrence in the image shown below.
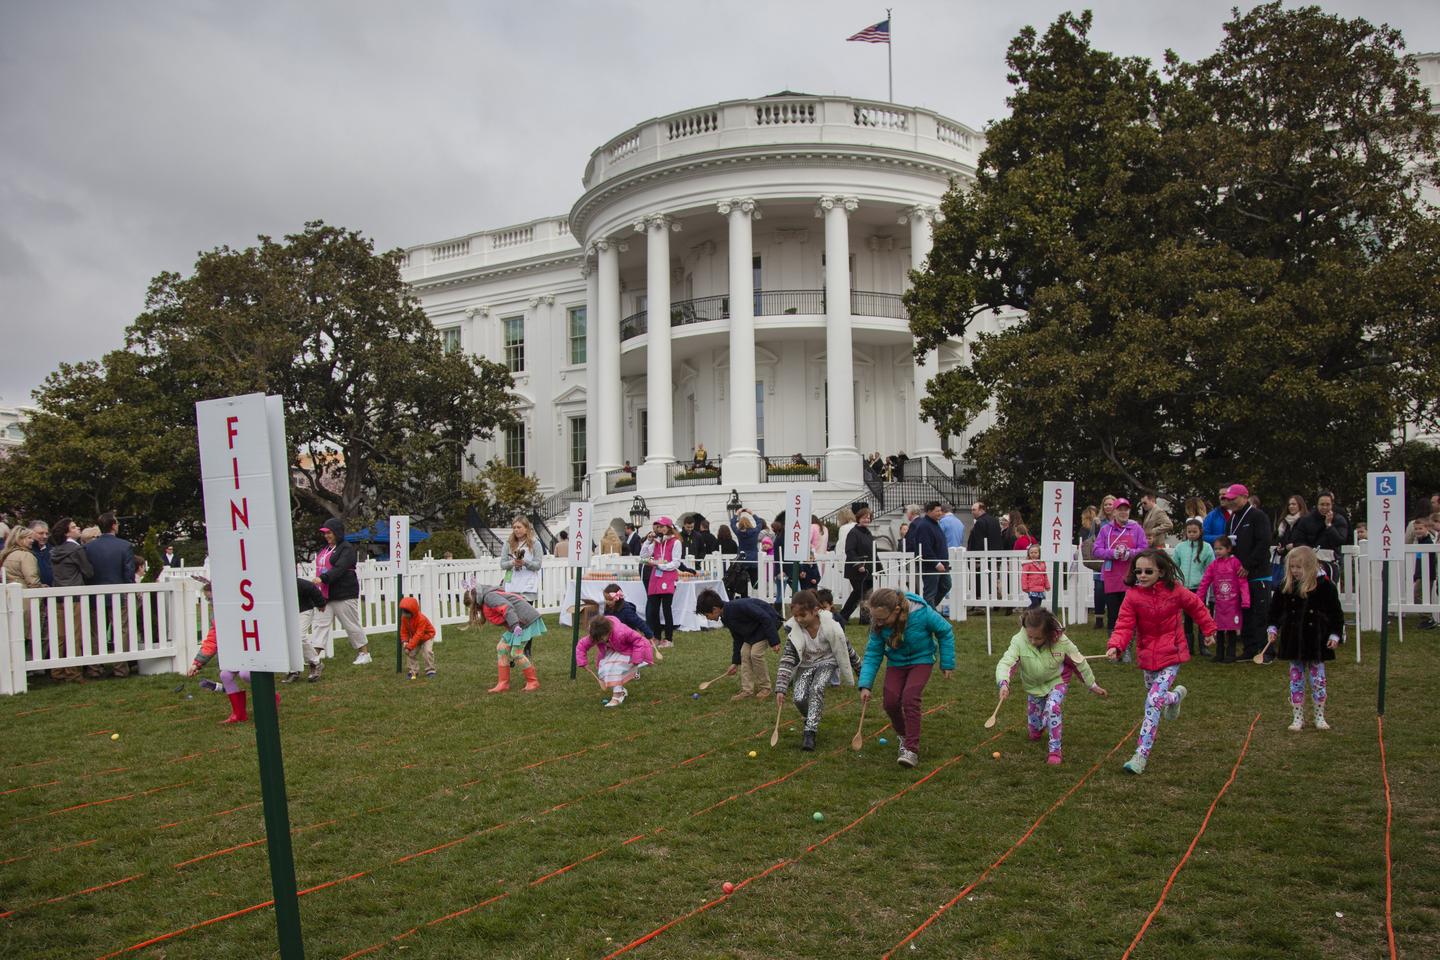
[668,109,719,140]
[431,239,471,262]
[581,96,983,192]
[854,104,907,130]
[491,226,534,249]
[755,100,816,126]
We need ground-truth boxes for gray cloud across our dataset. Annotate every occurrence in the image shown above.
[1,0,1435,403]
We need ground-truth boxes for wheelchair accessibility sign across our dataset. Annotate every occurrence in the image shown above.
[1375,475,1398,496]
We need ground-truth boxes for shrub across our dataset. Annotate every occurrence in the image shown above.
[413,529,474,560]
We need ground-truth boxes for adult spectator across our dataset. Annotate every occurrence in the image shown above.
[49,517,91,683]
[504,517,544,604]
[938,504,966,557]
[553,531,570,559]
[967,501,1002,551]
[85,512,137,678]
[905,501,950,609]
[840,505,876,626]
[691,519,719,560]
[716,524,738,557]
[312,518,371,668]
[163,543,182,568]
[895,504,922,552]
[730,510,761,588]
[1080,504,1105,628]
[1093,498,1148,631]
[680,515,696,555]
[834,506,858,569]
[600,527,624,555]
[1202,485,1231,546]
[623,523,643,556]
[1140,496,1173,547]
[1223,483,1273,660]
[1000,511,1019,552]
[2,526,41,587]
[29,520,52,586]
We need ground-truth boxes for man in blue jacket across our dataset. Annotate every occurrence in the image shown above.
[905,501,951,610]
[696,589,781,700]
[84,512,137,678]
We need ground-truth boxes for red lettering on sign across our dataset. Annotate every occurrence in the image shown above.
[239,538,247,571]
[227,416,239,449]
[239,579,255,612]
[241,620,260,652]
[230,498,249,532]
[232,457,240,491]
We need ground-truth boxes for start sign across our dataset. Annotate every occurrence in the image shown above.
[389,515,410,576]
[196,394,302,674]
[784,488,813,563]
[1041,481,1075,564]
[1367,471,1406,563]
[567,502,594,570]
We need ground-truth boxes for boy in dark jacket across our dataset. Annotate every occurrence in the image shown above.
[603,584,654,639]
[696,589,781,701]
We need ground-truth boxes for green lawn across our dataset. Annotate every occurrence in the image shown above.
[2,617,1435,959]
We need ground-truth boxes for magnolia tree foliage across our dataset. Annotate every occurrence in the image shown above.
[1,222,516,534]
[907,5,1440,511]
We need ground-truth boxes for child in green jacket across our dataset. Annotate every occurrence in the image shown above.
[858,588,955,768]
[996,609,1107,764]
[1168,518,1215,656]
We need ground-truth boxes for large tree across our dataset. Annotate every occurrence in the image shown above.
[1,222,516,533]
[907,5,1440,510]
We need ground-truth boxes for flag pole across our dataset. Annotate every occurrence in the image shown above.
[887,8,893,102]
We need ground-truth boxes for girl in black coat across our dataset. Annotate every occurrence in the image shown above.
[1266,546,1344,732]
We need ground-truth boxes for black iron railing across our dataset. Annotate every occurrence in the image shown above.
[756,289,825,316]
[667,460,723,487]
[606,468,637,493]
[850,289,907,319]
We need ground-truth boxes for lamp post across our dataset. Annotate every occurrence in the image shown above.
[629,496,650,528]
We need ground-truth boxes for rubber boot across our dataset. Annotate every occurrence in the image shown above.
[522,666,540,692]
[222,691,248,725]
[488,664,511,694]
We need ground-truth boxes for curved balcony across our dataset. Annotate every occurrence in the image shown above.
[582,96,983,192]
[619,290,905,341]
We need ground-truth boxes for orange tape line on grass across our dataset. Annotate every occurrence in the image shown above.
[1378,716,1398,960]
[881,720,1140,958]
[0,837,97,867]
[94,871,368,957]
[0,872,147,920]
[1119,712,1260,960]
[0,780,59,796]
[601,740,990,959]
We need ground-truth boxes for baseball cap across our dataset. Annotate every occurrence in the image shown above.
[1225,484,1249,500]
[1112,497,1131,509]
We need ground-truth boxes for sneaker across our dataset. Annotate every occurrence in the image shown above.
[1122,753,1148,775]
[306,662,323,683]
[198,678,221,693]
[425,670,436,679]
[897,748,919,768]
[755,689,772,700]
[1163,686,1187,722]
[657,640,674,649]
[801,730,816,751]
[353,651,372,666]
[408,672,418,681]
[281,672,302,684]
[1288,716,1304,732]
[1047,751,1062,765]
[731,691,752,702]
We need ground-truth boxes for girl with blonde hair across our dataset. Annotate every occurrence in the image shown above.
[1266,546,1344,731]
[505,516,543,601]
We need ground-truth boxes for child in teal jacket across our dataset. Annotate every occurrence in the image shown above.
[995,609,1107,764]
[1168,518,1215,656]
[858,588,955,768]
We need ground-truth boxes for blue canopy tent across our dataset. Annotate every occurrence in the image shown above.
[344,522,431,546]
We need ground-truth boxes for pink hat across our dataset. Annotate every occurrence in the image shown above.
[1112,497,1131,509]
[655,516,675,527]
[1225,483,1249,500]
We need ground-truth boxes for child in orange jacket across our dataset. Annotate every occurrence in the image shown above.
[399,596,437,680]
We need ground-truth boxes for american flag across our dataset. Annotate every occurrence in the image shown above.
[846,19,890,44]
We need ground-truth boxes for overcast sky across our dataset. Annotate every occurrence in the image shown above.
[2,0,1436,404]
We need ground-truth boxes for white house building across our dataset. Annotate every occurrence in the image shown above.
[402,93,999,526]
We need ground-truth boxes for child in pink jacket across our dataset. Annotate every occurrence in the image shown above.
[1195,536,1250,663]
[1106,549,1217,775]
[575,604,655,707]
[1020,543,1050,608]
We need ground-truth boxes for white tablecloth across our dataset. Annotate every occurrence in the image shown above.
[558,578,728,632]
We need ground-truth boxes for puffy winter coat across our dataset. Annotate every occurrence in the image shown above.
[1107,582,1217,671]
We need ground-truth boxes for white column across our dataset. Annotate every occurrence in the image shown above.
[635,213,679,492]
[720,198,761,485]
[904,205,944,460]
[594,239,622,478]
[583,255,600,496]
[819,195,862,484]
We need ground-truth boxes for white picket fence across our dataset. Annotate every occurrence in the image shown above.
[5,543,1434,693]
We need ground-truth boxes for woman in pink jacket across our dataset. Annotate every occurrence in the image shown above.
[1106,549,1217,775]
[576,605,655,707]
